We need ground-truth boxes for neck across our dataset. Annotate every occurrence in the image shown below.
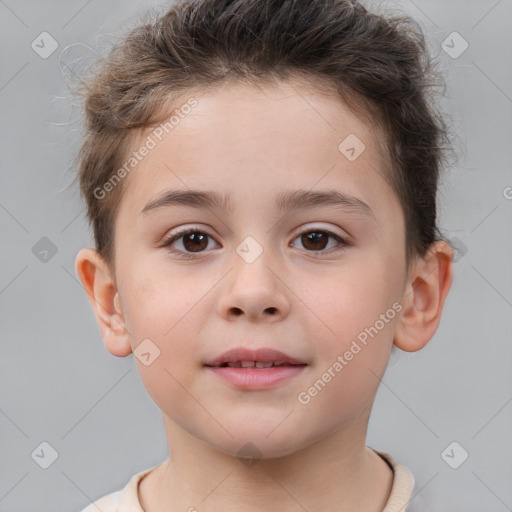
[139,416,393,512]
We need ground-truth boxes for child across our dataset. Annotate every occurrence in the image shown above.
[73,0,453,510]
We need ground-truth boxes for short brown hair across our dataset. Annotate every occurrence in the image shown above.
[69,0,449,274]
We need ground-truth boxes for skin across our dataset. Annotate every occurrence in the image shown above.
[76,79,453,512]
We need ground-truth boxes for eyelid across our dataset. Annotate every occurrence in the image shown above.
[165,222,349,239]
[292,222,349,240]
[161,224,215,246]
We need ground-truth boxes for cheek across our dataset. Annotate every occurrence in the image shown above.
[117,263,206,387]
[124,294,204,424]
[294,269,398,429]
[296,255,398,353]
[292,256,400,422]
[121,254,203,336]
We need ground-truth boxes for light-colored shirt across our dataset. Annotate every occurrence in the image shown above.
[79,450,431,511]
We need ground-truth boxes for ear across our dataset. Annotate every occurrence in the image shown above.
[75,248,132,357]
[394,240,454,352]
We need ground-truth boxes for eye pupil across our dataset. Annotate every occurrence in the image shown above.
[302,231,328,250]
[183,232,208,252]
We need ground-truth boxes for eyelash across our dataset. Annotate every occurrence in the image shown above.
[161,227,350,258]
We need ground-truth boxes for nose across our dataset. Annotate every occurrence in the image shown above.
[217,248,291,323]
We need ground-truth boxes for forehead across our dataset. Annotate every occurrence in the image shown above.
[117,79,394,223]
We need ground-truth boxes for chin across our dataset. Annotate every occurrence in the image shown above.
[203,426,310,461]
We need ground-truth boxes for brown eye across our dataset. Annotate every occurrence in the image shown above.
[301,232,329,251]
[292,230,347,254]
[181,232,208,252]
[163,229,217,257]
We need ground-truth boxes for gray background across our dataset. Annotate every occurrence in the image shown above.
[0,0,511,510]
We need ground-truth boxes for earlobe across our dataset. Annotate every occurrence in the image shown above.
[393,241,454,352]
[75,248,132,357]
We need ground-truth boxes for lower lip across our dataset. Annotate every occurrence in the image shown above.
[205,365,307,390]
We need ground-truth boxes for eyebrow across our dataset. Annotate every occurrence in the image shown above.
[140,188,376,221]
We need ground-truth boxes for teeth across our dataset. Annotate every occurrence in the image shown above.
[221,361,276,368]
[218,361,299,368]
[255,361,273,368]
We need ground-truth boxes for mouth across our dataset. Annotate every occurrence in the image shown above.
[204,347,307,368]
[206,360,306,368]
[204,347,307,390]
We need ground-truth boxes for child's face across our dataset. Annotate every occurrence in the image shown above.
[89,80,420,457]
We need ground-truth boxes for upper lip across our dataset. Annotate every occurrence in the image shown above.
[205,347,307,367]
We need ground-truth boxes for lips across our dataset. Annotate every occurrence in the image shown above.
[205,346,307,390]
[204,347,307,368]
